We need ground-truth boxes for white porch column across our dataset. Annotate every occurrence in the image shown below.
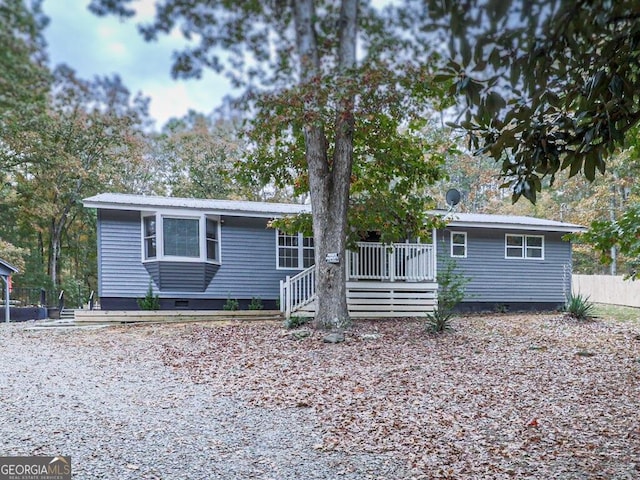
[432,227,438,281]
[389,246,395,282]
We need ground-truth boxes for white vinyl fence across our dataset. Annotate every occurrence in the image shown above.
[572,275,640,308]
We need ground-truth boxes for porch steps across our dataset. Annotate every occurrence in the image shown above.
[60,308,76,321]
[74,309,284,325]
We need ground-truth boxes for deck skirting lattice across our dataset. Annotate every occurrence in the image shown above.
[292,281,438,318]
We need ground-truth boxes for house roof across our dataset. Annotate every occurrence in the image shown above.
[82,193,312,218]
[439,211,586,233]
[0,258,19,276]
[83,193,585,232]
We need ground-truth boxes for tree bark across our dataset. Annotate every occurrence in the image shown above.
[293,0,358,328]
[48,219,62,291]
[48,203,72,291]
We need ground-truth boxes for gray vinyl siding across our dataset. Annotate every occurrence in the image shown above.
[98,209,150,297]
[97,210,292,300]
[206,216,287,299]
[436,228,572,303]
[143,262,219,292]
[98,208,574,304]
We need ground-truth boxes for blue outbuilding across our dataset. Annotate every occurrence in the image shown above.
[0,258,19,323]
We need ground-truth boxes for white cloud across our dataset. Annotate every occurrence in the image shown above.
[142,74,230,126]
[105,41,129,59]
[145,83,193,123]
[43,0,233,128]
[132,0,158,21]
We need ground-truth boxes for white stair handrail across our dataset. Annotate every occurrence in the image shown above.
[280,265,316,317]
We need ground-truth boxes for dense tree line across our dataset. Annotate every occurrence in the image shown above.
[2,0,639,312]
[0,1,246,305]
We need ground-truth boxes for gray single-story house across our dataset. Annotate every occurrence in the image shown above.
[83,193,585,316]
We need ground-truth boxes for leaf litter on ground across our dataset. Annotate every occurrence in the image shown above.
[158,313,640,479]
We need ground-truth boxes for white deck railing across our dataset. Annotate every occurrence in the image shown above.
[280,242,435,317]
[347,242,435,282]
[280,264,316,318]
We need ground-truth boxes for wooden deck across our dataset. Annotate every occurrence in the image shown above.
[74,309,284,325]
[280,241,438,318]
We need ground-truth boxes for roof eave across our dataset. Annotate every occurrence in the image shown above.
[81,200,308,219]
[446,220,586,233]
[0,259,19,274]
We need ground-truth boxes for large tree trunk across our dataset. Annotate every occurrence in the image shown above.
[308,135,351,329]
[294,0,357,328]
[47,208,71,292]
[48,220,61,291]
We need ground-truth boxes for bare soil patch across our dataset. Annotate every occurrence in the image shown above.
[160,314,640,479]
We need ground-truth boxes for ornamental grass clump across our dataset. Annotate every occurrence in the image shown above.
[564,293,595,321]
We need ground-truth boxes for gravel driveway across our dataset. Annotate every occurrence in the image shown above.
[0,322,408,480]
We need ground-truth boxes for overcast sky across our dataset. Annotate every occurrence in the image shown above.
[42,0,233,129]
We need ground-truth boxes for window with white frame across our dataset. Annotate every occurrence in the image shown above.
[505,234,544,259]
[450,231,467,258]
[205,218,220,262]
[143,215,157,259]
[141,213,221,263]
[277,230,315,269]
[302,235,315,268]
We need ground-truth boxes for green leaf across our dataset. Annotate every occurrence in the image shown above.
[486,91,506,114]
[460,36,472,66]
[609,75,624,98]
[584,152,596,181]
[568,157,583,178]
[432,74,454,83]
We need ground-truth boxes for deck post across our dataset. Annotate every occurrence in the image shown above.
[285,275,291,318]
[345,251,350,281]
[389,246,395,282]
[432,227,438,281]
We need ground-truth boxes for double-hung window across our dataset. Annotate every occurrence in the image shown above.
[142,213,221,263]
[205,218,220,262]
[143,215,157,260]
[505,234,544,259]
[277,230,314,269]
[450,231,467,258]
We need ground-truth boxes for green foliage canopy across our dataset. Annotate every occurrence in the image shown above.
[90,0,453,242]
[581,203,640,279]
[425,0,640,203]
[89,0,457,325]
[150,111,238,199]
[0,0,51,172]
[0,0,49,120]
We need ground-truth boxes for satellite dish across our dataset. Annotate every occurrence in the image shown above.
[445,188,461,207]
